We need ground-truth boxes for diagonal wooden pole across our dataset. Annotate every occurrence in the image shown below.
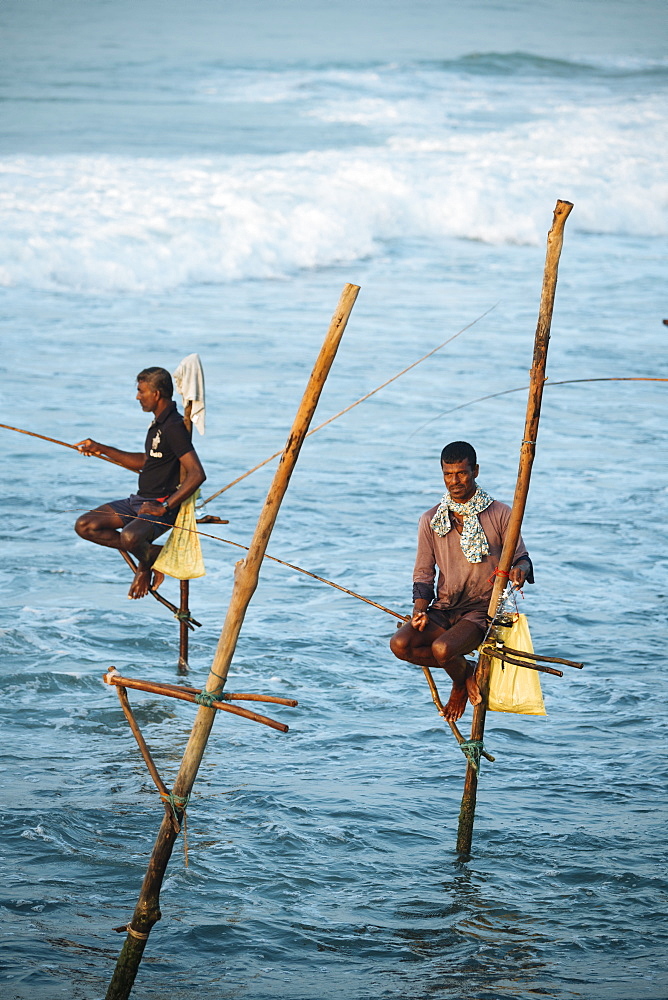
[455,200,573,855]
[105,282,360,1000]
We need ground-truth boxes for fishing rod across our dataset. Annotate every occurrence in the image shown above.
[6,375,662,474]
[410,377,668,437]
[198,304,498,507]
[0,423,127,468]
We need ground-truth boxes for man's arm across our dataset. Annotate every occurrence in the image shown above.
[411,511,437,631]
[75,439,145,471]
[138,449,206,517]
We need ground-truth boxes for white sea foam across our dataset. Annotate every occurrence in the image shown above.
[0,62,665,292]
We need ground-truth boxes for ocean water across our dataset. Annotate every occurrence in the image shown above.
[1,2,667,998]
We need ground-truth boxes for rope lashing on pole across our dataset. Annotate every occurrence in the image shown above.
[458,739,485,773]
[159,790,191,865]
[194,691,218,708]
[123,926,150,941]
[159,790,190,824]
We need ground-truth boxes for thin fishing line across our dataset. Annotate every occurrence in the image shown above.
[56,507,407,621]
[198,303,498,507]
[26,376,668,619]
[409,376,668,438]
[2,305,495,506]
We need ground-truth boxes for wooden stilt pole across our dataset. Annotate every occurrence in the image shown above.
[105,283,360,1000]
[455,200,573,855]
[178,402,193,675]
[177,580,189,674]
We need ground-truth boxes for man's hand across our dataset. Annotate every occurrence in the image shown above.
[75,438,104,456]
[509,558,530,589]
[138,500,169,518]
[75,440,145,471]
[410,601,430,631]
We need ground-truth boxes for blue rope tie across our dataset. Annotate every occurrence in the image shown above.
[160,790,191,866]
[160,790,190,824]
[194,690,219,708]
[459,739,485,774]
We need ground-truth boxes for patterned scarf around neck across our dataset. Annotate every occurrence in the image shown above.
[430,487,495,563]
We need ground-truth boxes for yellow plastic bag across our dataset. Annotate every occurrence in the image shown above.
[153,492,206,580]
[487,614,546,715]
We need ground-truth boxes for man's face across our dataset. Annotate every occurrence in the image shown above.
[442,459,479,503]
[136,380,161,413]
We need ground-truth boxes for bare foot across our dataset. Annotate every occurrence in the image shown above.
[150,569,164,592]
[465,662,482,706]
[443,682,468,721]
[128,564,152,599]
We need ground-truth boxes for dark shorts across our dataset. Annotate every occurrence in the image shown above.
[107,494,179,542]
[426,607,486,655]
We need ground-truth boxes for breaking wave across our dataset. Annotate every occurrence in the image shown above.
[1,54,665,292]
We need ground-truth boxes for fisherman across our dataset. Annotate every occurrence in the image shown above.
[74,367,206,599]
[390,441,532,721]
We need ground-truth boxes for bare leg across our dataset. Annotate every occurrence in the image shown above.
[75,506,165,600]
[431,622,484,722]
[390,620,447,669]
[127,542,164,599]
[390,617,484,720]
[75,505,127,548]
[465,668,481,708]
[435,657,481,721]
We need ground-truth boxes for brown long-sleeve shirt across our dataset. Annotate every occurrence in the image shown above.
[412,500,532,629]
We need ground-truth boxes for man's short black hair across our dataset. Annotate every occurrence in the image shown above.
[440,441,477,468]
[137,367,173,399]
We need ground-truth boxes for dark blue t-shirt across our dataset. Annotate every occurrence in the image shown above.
[138,401,193,498]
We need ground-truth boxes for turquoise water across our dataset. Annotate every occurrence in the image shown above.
[1,2,667,998]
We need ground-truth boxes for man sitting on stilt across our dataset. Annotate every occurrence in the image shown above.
[390,441,532,721]
[74,367,206,599]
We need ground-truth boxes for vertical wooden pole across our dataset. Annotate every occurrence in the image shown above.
[177,403,193,675]
[105,283,360,1000]
[456,200,573,854]
[177,580,189,675]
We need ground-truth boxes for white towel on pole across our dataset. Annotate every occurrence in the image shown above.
[173,353,206,435]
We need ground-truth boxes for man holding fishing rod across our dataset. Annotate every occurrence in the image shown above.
[390,441,532,721]
[74,367,206,599]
